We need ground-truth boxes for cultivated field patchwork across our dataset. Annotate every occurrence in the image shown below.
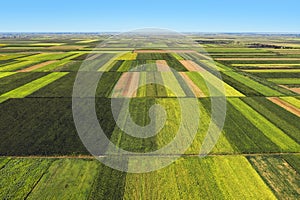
[0,34,299,199]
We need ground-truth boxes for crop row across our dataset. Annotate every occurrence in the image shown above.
[186,71,244,97]
[222,71,283,96]
[201,98,281,153]
[205,48,270,53]
[247,71,300,79]
[136,53,187,71]
[242,97,300,143]
[247,155,300,199]
[18,52,76,61]
[0,60,42,72]
[28,71,198,98]
[220,60,300,65]
[0,72,68,103]
[0,72,48,94]
[0,97,241,156]
[0,96,298,158]
[29,72,123,98]
[268,78,300,85]
[228,98,300,152]
[0,156,279,199]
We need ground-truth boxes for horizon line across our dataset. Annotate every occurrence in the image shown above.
[1,32,300,35]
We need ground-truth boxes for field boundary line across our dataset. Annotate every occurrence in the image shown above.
[1,152,300,159]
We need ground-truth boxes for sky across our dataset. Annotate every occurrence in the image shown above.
[1,0,299,33]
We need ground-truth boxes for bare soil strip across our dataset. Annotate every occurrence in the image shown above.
[156,60,171,71]
[134,49,196,53]
[268,97,300,117]
[288,88,300,94]
[121,73,133,97]
[131,72,140,97]
[280,85,300,94]
[179,60,206,72]
[111,73,131,97]
[122,72,140,97]
[17,60,57,72]
[215,57,300,61]
[179,72,205,97]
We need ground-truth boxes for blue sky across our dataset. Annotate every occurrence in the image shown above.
[1,0,299,32]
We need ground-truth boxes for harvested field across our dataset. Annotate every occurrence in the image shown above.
[156,60,170,71]
[111,72,140,97]
[122,72,140,97]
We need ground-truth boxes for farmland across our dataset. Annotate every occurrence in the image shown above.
[0,33,299,199]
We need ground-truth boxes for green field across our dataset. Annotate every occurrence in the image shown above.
[0,33,299,199]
